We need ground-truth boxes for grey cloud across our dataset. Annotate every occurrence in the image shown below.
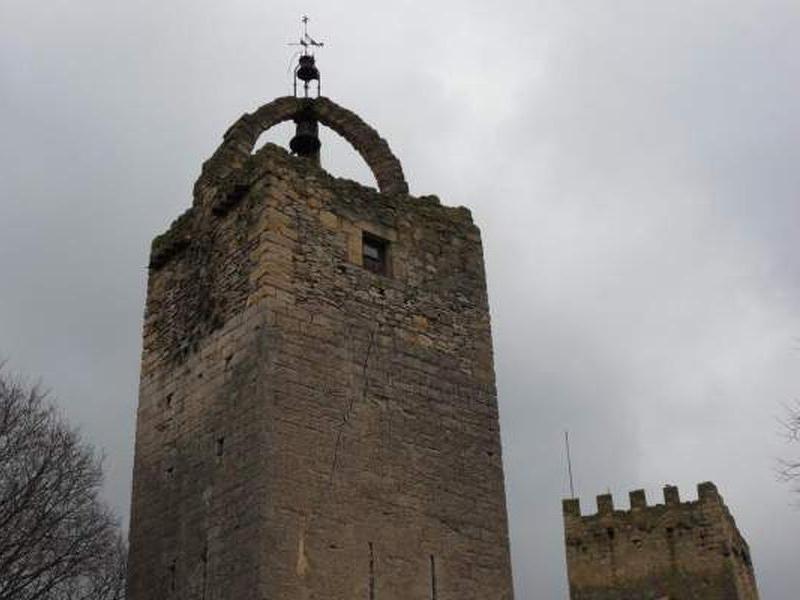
[2,0,799,597]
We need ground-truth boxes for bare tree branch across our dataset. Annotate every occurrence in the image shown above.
[0,369,126,600]
[778,400,800,496]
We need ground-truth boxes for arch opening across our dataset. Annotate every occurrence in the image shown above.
[197,97,408,197]
[252,122,377,189]
[252,120,295,154]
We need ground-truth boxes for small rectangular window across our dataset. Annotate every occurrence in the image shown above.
[362,233,389,275]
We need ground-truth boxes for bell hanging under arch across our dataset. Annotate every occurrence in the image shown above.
[290,115,321,158]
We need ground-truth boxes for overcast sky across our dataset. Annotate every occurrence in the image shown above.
[2,1,799,597]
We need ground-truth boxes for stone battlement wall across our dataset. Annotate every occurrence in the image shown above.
[562,482,758,599]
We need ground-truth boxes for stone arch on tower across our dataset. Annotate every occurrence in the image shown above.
[195,96,408,199]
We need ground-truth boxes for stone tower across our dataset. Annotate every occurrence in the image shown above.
[126,62,514,598]
[562,482,759,599]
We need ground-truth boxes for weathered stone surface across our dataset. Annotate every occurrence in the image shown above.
[128,118,514,598]
[563,482,759,599]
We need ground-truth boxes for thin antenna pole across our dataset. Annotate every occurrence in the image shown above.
[565,430,575,499]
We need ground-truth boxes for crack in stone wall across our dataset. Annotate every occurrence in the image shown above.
[329,324,379,485]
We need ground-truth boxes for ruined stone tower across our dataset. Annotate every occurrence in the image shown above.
[562,482,759,599]
[126,54,514,599]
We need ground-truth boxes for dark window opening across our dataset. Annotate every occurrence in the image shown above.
[362,233,389,275]
[216,437,225,457]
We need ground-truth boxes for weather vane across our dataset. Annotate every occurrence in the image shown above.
[289,15,324,98]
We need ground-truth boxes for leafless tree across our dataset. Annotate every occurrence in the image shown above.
[0,369,126,600]
[778,400,800,496]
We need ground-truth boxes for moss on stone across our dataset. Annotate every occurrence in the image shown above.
[149,207,195,269]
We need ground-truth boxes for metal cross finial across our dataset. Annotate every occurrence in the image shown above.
[290,15,324,56]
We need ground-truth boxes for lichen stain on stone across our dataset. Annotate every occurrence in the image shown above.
[296,530,310,577]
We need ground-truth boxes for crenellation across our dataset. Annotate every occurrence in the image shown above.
[663,483,680,505]
[562,498,581,518]
[698,480,721,502]
[628,489,646,510]
[596,493,614,515]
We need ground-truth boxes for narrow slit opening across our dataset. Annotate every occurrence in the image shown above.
[430,554,437,600]
[368,542,375,600]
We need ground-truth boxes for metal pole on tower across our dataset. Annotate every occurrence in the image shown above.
[565,430,575,499]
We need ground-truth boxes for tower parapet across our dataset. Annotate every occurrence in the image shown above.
[563,482,759,599]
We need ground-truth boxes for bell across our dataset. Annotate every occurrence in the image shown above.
[290,117,321,156]
[296,55,320,83]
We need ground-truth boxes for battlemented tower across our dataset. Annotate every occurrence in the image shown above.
[562,482,759,599]
[127,44,514,599]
